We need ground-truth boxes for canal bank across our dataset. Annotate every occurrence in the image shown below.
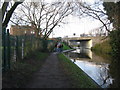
[63,47,120,88]
[91,39,112,55]
[58,53,100,88]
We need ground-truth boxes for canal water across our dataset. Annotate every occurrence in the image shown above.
[64,47,120,88]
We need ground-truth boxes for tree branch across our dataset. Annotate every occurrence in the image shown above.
[2,2,9,21]
[2,2,23,27]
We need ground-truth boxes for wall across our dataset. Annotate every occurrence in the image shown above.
[10,25,35,36]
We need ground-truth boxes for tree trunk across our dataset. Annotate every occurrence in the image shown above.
[2,2,23,28]
[35,29,39,37]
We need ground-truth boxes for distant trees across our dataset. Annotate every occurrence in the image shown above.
[88,27,107,36]
[12,1,74,39]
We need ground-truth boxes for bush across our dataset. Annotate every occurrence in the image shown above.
[110,29,120,60]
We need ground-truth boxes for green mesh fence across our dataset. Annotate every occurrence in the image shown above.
[2,29,55,71]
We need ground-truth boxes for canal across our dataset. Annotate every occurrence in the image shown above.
[64,47,120,88]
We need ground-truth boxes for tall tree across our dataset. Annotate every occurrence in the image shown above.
[11,1,74,39]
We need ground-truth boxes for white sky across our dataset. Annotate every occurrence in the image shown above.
[50,15,103,38]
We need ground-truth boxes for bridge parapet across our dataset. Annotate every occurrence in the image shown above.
[67,37,91,41]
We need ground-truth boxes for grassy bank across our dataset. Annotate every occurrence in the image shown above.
[62,42,72,50]
[3,50,49,88]
[92,40,112,55]
[58,53,100,88]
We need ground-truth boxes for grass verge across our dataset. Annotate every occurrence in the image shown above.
[58,53,100,88]
[91,40,112,54]
[91,40,112,59]
[2,50,49,88]
[62,43,71,50]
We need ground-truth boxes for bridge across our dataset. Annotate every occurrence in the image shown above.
[62,36,106,49]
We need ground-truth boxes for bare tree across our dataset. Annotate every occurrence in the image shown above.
[11,1,74,39]
[73,0,112,33]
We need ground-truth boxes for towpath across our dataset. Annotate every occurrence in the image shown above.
[25,53,73,88]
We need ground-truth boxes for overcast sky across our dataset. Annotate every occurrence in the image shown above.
[5,0,105,38]
[50,15,103,38]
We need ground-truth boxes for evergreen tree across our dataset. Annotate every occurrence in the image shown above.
[103,2,120,29]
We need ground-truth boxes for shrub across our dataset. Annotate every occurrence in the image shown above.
[110,29,120,60]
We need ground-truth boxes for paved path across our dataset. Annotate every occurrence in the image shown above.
[25,53,72,88]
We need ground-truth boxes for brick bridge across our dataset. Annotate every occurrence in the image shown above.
[62,36,107,49]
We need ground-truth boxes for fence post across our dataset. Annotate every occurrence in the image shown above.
[2,27,6,71]
[7,29,10,69]
[5,29,8,70]
[22,38,24,59]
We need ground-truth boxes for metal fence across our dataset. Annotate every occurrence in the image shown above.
[2,28,54,71]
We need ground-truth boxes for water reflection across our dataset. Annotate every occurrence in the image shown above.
[65,48,92,60]
[64,48,113,88]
